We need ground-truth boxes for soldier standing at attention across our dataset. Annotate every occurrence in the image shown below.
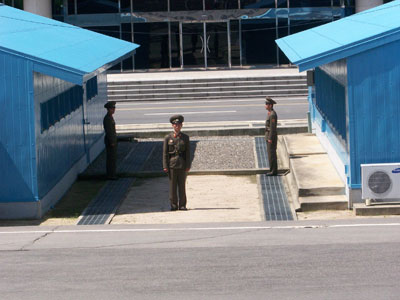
[103,101,118,180]
[163,115,191,211]
[265,97,278,176]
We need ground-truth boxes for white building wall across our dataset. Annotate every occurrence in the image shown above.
[23,0,51,18]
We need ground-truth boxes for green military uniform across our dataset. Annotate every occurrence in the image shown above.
[265,98,278,175]
[103,101,117,179]
[163,115,191,210]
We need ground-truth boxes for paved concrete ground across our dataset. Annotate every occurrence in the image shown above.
[111,175,263,224]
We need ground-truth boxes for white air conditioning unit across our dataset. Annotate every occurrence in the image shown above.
[361,163,400,202]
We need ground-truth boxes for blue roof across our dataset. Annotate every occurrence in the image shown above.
[0,5,139,84]
[276,1,400,72]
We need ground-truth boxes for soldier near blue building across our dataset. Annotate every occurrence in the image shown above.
[265,97,278,176]
[103,101,118,180]
[163,115,191,211]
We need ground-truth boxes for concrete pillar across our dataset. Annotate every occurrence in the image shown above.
[23,0,52,18]
[355,0,383,13]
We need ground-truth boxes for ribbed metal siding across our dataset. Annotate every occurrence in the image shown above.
[347,39,400,187]
[0,52,37,202]
[315,60,347,144]
[34,72,85,198]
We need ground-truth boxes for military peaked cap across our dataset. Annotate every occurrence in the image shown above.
[265,97,277,105]
[104,101,116,109]
[170,114,184,124]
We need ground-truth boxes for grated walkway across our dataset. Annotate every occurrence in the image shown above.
[254,137,293,221]
[77,178,134,225]
[77,142,157,225]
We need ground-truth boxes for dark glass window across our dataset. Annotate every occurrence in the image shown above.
[77,0,119,14]
[121,0,131,12]
[170,22,181,68]
[68,0,75,14]
[134,22,169,69]
[230,20,240,66]
[205,0,238,10]
[121,23,134,71]
[132,0,167,12]
[170,0,203,11]
[240,0,275,9]
[52,0,64,20]
[277,17,289,65]
[241,19,276,65]
[277,0,287,8]
[14,0,23,9]
[290,0,332,7]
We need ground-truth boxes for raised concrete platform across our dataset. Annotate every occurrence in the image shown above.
[282,133,347,211]
[353,203,400,216]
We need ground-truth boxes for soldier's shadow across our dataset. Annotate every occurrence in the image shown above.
[115,141,199,215]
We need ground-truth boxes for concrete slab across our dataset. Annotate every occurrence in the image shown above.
[290,154,345,196]
[353,203,400,216]
[111,175,264,224]
[283,134,326,156]
[298,195,348,211]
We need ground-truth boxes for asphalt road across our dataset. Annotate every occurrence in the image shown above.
[114,97,308,125]
[1,219,400,299]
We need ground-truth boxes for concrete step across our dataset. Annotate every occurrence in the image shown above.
[107,73,307,101]
[108,89,307,101]
[281,133,347,212]
[108,84,306,95]
[353,203,400,216]
[108,75,307,86]
[298,195,348,211]
[108,79,307,90]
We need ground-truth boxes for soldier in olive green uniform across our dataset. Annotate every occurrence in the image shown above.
[103,101,118,180]
[163,115,191,211]
[265,97,278,176]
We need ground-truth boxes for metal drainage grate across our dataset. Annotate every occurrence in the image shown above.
[77,178,134,225]
[259,174,293,221]
[255,136,269,169]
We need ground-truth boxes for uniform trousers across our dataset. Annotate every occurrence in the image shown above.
[168,168,187,209]
[267,136,278,174]
[106,144,117,178]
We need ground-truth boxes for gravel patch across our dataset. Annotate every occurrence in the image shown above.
[141,136,256,171]
[82,136,258,176]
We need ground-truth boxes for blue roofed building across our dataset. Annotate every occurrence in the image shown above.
[0,4,139,219]
[276,1,400,206]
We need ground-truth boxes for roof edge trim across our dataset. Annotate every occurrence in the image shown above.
[0,46,85,82]
[82,49,137,83]
[294,27,400,71]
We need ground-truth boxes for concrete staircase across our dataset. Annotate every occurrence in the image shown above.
[279,133,348,211]
[107,75,307,102]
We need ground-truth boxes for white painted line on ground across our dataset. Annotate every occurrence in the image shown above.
[1,223,400,235]
[144,111,237,116]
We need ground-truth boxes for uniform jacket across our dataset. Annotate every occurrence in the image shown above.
[265,109,278,140]
[163,132,191,170]
[103,113,117,146]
